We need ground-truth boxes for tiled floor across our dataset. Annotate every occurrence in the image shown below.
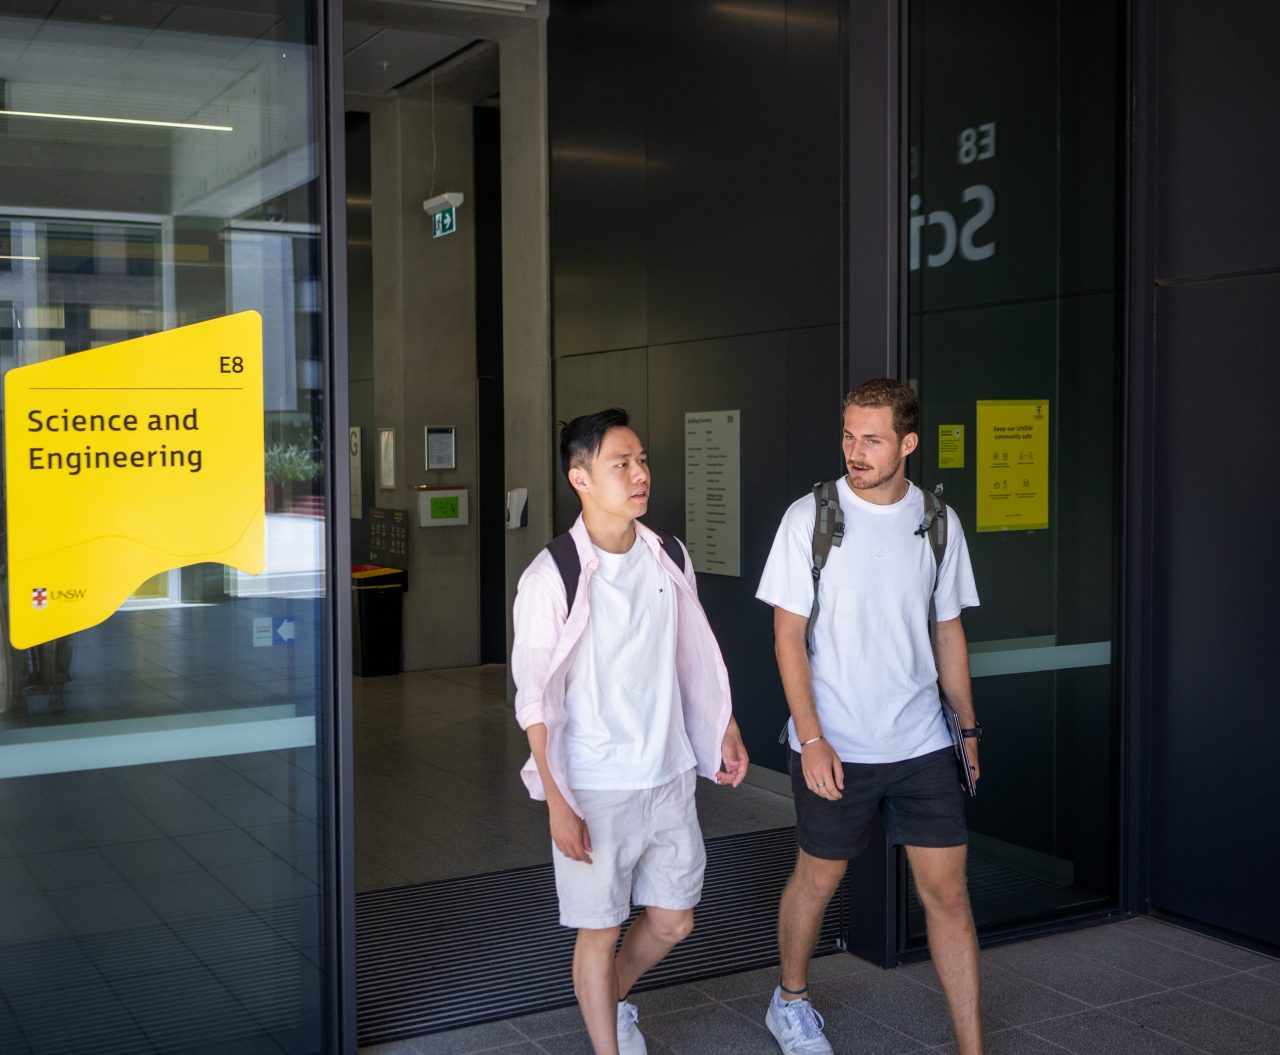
[354,665,798,891]
[357,917,1280,1055]
[0,601,328,1053]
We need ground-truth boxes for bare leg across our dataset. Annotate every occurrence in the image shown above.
[573,925,622,1055]
[777,849,848,999]
[615,907,695,1001]
[905,845,981,1055]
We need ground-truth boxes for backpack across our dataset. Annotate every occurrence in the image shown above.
[804,480,948,654]
[545,527,686,615]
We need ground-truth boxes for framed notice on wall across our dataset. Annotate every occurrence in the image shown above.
[684,410,742,577]
[425,426,456,470]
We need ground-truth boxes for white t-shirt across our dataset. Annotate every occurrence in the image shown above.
[756,478,980,763]
[563,535,696,790]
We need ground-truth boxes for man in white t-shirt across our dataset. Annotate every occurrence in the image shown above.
[756,379,984,1055]
[512,408,749,1055]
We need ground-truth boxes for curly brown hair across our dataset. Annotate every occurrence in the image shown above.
[842,378,919,440]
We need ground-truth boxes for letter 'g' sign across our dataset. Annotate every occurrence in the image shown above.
[5,312,265,648]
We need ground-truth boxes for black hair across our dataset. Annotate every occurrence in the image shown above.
[559,408,630,477]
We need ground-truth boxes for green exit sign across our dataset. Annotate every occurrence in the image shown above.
[432,207,457,239]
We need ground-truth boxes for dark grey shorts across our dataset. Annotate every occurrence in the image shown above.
[790,747,968,861]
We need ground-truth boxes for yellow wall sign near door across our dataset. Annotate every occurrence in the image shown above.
[5,312,265,648]
[976,399,1050,533]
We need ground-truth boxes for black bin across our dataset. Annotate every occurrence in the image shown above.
[352,565,407,676]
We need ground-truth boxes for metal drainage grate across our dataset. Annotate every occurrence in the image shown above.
[356,826,842,1047]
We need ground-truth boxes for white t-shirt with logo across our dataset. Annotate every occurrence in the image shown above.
[564,535,696,790]
[756,479,980,764]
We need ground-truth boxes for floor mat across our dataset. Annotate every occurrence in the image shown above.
[356,826,838,1046]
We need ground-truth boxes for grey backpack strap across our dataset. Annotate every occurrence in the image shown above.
[914,484,948,627]
[916,484,948,590]
[806,480,844,654]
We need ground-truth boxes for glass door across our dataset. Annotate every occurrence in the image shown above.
[903,0,1124,942]
[0,4,335,1051]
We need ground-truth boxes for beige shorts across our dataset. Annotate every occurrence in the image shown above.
[552,768,706,929]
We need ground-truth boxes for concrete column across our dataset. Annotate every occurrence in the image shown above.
[500,23,554,691]
[371,96,479,670]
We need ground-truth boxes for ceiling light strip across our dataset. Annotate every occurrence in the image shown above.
[1,255,40,261]
[0,109,232,132]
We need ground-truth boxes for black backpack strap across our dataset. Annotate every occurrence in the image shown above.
[806,480,844,654]
[651,527,687,573]
[547,527,686,615]
[545,532,580,615]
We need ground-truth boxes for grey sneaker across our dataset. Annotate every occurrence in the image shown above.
[765,986,832,1055]
[616,1000,648,1055]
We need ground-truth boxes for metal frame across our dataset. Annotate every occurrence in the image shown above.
[841,0,905,966]
[319,0,357,1049]
[1120,0,1155,920]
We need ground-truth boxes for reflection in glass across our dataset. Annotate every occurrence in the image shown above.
[0,6,329,1052]
[904,0,1123,942]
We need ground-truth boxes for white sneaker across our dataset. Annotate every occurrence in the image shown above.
[765,986,832,1055]
[616,1000,648,1055]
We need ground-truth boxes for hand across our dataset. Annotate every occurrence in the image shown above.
[802,738,844,800]
[549,799,592,863]
[963,741,981,788]
[717,720,749,787]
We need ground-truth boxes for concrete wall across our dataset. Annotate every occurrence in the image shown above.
[371,97,480,670]
[499,23,554,681]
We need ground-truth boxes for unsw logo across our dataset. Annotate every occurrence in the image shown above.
[31,587,86,609]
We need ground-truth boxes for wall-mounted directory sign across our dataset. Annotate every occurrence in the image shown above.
[976,399,1049,532]
[368,507,409,566]
[684,410,741,577]
[4,312,265,647]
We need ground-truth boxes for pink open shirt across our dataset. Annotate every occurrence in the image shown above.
[511,516,734,820]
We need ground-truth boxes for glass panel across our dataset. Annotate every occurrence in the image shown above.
[0,5,330,1053]
[904,0,1122,941]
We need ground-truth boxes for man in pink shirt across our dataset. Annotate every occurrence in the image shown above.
[512,408,749,1055]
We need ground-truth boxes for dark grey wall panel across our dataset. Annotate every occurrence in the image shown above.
[785,326,846,497]
[1149,273,1280,946]
[780,0,845,331]
[550,0,842,356]
[645,1,791,346]
[548,0,648,357]
[1155,0,1280,279]
[646,334,790,771]
[551,347,649,533]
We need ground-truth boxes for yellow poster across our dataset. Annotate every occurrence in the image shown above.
[5,312,265,647]
[976,399,1049,532]
[938,424,965,469]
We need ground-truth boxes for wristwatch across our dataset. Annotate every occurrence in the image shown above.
[960,724,983,741]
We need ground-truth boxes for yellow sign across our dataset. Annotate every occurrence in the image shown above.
[976,399,1049,532]
[5,312,265,647]
[938,424,965,469]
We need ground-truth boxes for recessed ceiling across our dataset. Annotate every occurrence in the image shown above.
[343,23,475,96]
